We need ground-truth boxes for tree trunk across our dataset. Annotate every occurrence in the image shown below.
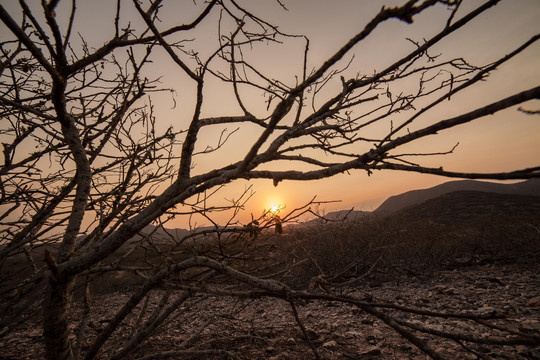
[43,275,75,360]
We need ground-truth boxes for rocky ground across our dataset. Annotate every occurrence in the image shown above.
[2,256,540,359]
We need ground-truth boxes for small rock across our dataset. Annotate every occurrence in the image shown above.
[429,324,445,332]
[322,340,338,350]
[345,330,361,338]
[478,305,497,315]
[87,320,99,329]
[361,346,382,356]
[520,319,540,332]
[518,345,531,356]
[435,347,447,355]
[433,285,447,293]
[526,296,540,307]
[365,335,377,345]
[269,354,289,360]
[330,320,342,329]
[371,328,384,339]
[443,287,456,295]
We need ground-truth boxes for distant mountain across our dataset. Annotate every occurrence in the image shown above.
[296,209,371,228]
[390,190,540,225]
[374,179,540,215]
[124,224,191,246]
[321,209,371,221]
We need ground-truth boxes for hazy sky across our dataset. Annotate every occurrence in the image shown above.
[1,0,539,228]
[197,0,540,225]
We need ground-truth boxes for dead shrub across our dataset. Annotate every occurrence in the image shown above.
[269,212,540,289]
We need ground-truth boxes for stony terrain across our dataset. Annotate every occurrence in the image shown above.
[2,255,539,360]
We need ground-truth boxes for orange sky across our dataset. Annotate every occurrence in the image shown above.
[2,0,539,229]
[182,0,540,227]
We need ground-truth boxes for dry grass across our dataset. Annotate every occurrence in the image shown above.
[79,212,540,294]
[266,212,540,289]
[3,210,538,300]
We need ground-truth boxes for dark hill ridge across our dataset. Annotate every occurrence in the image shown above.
[317,209,371,221]
[390,190,540,225]
[374,178,540,215]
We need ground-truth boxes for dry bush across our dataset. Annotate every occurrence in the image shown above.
[275,212,540,289]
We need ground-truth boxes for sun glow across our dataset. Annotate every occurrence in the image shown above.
[266,197,285,215]
[269,204,280,213]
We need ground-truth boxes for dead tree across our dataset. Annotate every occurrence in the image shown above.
[0,0,539,359]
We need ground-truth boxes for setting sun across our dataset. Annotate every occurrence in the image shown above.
[266,197,285,215]
[269,204,280,213]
